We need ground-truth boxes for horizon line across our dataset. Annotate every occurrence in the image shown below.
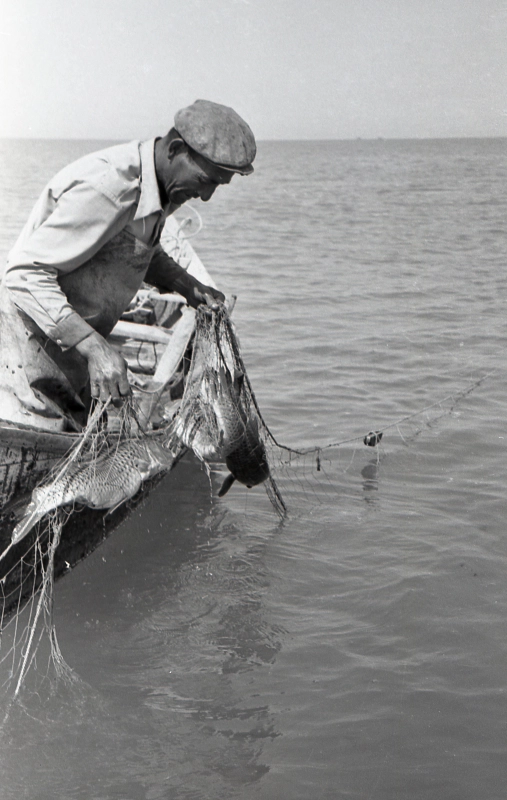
[1,134,507,144]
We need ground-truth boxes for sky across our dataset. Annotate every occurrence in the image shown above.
[1,0,506,141]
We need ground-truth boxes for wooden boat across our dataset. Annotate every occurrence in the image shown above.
[0,213,213,610]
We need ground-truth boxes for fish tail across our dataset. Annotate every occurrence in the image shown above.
[11,502,46,545]
[233,369,245,394]
[218,473,236,497]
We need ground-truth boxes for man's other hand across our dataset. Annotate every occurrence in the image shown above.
[186,279,225,311]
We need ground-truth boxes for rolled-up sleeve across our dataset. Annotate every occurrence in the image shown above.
[4,181,130,349]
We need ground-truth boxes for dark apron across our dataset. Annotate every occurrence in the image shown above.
[0,229,154,431]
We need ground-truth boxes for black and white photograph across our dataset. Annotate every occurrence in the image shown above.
[0,2,506,798]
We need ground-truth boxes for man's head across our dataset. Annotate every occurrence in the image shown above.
[155,100,256,209]
[174,99,256,175]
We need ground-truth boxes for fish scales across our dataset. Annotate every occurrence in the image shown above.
[170,307,271,497]
[173,359,270,495]
[11,438,173,545]
[174,367,249,462]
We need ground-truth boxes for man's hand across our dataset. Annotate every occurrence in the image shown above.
[145,249,225,310]
[75,331,131,403]
[185,279,225,311]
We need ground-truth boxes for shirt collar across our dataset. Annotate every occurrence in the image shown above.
[134,139,163,221]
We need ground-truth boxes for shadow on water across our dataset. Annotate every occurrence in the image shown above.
[0,453,283,800]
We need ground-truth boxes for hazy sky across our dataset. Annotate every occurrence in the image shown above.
[1,0,506,140]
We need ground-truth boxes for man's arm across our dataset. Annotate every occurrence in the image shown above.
[5,181,132,401]
[145,246,225,310]
[5,182,129,348]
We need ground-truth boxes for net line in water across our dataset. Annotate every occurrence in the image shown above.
[266,368,497,454]
[0,509,78,702]
[169,307,496,515]
[257,366,498,514]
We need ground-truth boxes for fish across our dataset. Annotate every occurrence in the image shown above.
[218,415,270,496]
[173,363,270,496]
[172,366,248,461]
[205,366,253,457]
[11,437,173,545]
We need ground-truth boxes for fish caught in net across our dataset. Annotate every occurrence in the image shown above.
[0,399,176,697]
[164,307,497,517]
[166,306,287,516]
[12,423,174,547]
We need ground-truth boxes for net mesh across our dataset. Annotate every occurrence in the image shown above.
[0,399,175,699]
[165,306,287,516]
[167,309,496,517]
[0,509,74,702]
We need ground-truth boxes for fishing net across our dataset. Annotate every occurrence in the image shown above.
[0,399,176,699]
[165,306,497,519]
[0,509,73,703]
[165,306,287,516]
[0,298,494,699]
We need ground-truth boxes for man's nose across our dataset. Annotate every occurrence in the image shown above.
[200,185,217,202]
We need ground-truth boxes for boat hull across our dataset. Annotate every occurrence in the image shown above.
[0,463,170,615]
[0,212,213,611]
[0,424,76,508]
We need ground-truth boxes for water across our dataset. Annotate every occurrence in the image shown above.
[1,137,507,799]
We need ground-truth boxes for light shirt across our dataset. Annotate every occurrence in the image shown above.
[3,139,171,349]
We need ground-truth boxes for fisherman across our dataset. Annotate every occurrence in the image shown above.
[0,100,256,432]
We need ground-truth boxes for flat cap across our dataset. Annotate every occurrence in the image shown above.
[174,99,256,175]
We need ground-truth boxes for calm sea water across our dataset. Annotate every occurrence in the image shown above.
[0,137,507,799]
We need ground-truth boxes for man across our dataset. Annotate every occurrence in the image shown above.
[0,100,256,431]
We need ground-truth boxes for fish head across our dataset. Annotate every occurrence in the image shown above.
[219,439,270,496]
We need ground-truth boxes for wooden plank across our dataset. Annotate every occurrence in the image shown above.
[133,215,218,429]
[137,306,196,427]
[0,423,77,454]
[110,320,173,344]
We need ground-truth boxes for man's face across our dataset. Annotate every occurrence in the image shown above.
[161,141,234,208]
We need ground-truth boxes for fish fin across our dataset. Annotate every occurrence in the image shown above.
[218,473,236,497]
[233,370,245,395]
[218,365,232,393]
[245,415,260,437]
[132,457,156,481]
[105,498,129,517]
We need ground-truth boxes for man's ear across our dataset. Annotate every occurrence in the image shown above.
[167,138,187,160]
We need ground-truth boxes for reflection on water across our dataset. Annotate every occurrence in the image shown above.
[361,459,380,494]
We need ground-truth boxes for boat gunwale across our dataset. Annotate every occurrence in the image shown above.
[0,421,78,455]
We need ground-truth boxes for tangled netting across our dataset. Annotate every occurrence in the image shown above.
[0,511,69,702]
[0,304,495,698]
[0,399,176,698]
[166,306,287,516]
